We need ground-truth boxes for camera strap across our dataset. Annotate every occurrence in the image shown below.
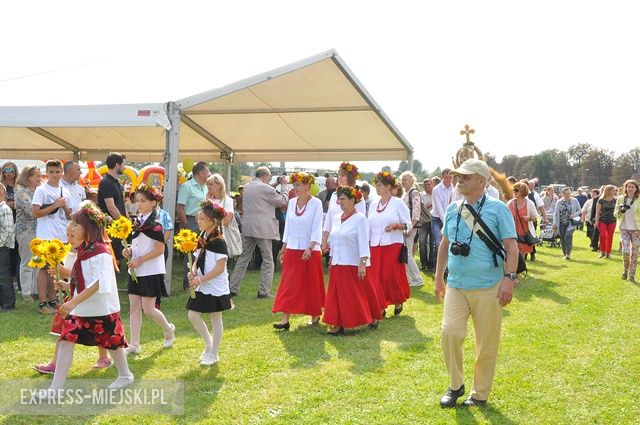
[454,195,486,245]
[463,203,511,269]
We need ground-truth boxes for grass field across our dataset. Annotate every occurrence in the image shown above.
[1,231,638,424]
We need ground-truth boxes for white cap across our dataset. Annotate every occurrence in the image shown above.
[451,158,490,179]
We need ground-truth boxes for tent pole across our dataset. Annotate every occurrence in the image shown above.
[223,151,233,191]
[163,101,180,296]
[407,151,414,173]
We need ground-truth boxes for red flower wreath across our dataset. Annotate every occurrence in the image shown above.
[339,162,361,179]
[372,171,398,186]
[137,183,164,202]
[336,185,364,203]
[288,172,315,185]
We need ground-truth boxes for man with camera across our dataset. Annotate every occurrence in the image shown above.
[434,158,518,408]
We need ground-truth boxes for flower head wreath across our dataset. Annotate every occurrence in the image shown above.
[339,162,361,179]
[288,172,315,185]
[372,171,398,187]
[137,183,164,202]
[199,199,228,220]
[336,185,363,203]
[79,202,113,229]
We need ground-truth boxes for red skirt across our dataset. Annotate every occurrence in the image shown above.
[323,265,376,328]
[59,313,128,350]
[272,249,326,316]
[370,244,411,305]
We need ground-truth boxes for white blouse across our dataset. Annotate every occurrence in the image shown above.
[70,253,121,317]
[194,249,230,296]
[322,191,367,233]
[131,212,166,277]
[368,196,412,246]
[282,196,323,251]
[329,212,370,266]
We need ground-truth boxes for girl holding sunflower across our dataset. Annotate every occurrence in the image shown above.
[186,200,232,366]
[122,185,175,355]
[320,162,366,253]
[48,202,133,390]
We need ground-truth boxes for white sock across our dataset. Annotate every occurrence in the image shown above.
[50,341,75,389]
[188,310,213,350]
[210,312,223,358]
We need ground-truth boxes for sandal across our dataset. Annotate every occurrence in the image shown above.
[92,358,113,369]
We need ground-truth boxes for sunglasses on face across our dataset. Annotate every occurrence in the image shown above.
[3,168,15,173]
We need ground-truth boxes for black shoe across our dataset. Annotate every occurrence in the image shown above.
[307,317,321,326]
[530,253,536,261]
[462,397,487,407]
[440,385,465,408]
[394,305,403,316]
[273,322,290,330]
[368,321,379,330]
[381,310,386,318]
[257,293,272,299]
[327,327,344,336]
[230,291,238,298]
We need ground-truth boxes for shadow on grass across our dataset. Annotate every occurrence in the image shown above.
[514,277,570,305]
[176,365,224,424]
[276,324,331,368]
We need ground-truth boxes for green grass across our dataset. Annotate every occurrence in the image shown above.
[1,232,638,424]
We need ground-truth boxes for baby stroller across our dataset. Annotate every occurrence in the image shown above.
[538,222,559,247]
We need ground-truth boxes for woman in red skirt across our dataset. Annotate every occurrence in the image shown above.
[368,171,412,316]
[273,172,325,330]
[323,186,381,335]
[47,203,133,391]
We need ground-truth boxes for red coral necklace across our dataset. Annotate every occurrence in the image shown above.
[376,197,391,213]
[296,196,310,216]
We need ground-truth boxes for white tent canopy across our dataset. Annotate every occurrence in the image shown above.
[0,49,413,295]
[0,50,412,163]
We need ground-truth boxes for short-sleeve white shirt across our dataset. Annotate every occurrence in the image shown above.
[32,183,71,242]
[131,212,166,277]
[60,179,86,212]
[70,253,121,317]
[194,249,230,296]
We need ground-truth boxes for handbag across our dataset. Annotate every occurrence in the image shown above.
[514,200,540,246]
[399,235,408,264]
[223,214,242,258]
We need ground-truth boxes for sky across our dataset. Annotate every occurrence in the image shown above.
[2,1,640,173]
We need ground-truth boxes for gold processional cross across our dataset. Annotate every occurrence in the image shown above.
[459,124,475,145]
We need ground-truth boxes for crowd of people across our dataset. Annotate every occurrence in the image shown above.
[0,153,637,408]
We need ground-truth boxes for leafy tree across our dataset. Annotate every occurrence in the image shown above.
[567,143,594,168]
[580,148,614,187]
[499,155,520,177]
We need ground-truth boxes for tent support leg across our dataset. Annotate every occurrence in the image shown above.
[162,102,180,296]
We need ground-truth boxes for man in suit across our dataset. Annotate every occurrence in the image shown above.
[229,166,289,298]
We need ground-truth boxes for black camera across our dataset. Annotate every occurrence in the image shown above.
[450,241,470,256]
[620,204,631,213]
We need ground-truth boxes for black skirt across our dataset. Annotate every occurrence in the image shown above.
[128,273,169,298]
[186,291,232,313]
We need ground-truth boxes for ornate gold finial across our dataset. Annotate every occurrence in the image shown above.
[453,124,484,168]
[459,124,475,145]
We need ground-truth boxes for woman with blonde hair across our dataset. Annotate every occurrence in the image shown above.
[14,166,41,301]
[616,180,640,282]
[595,185,618,258]
[506,182,538,260]
[206,174,241,258]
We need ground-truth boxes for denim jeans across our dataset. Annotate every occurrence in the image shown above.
[418,222,434,269]
[0,247,16,309]
[431,217,443,266]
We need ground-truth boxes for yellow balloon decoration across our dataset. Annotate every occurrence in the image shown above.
[182,158,194,173]
[97,165,139,191]
[310,183,320,196]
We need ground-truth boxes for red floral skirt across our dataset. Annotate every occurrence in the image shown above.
[50,296,71,336]
[323,265,377,328]
[370,244,411,305]
[272,249,326,316]
[58,313,128,349]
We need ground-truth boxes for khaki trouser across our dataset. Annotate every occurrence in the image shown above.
[441,283,502,401]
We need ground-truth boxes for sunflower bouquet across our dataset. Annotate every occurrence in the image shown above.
[29,238,72,298]
[174,229,199,298]
[107,216,136,281]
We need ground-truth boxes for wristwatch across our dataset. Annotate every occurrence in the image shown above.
[504,272,518,281]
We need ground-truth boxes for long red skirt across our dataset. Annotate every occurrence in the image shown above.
[370,244,411,305]
[323,265,377,328]
[272,249,326,317]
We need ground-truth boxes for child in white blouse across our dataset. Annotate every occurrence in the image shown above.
[187,200,232,366]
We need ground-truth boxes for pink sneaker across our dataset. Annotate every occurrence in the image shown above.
[92,358,113,369]
[34,362,56,375]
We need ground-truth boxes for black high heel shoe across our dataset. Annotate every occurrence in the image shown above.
[327,327,344,336]
[394,305,403,316]
[307,317,321,326]
[381,310,386,318]
[273,322,290,330]
[368,321,379,330]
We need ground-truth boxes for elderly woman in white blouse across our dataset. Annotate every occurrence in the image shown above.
[320,162,366,254]
[272,173,325,330]
[323,186,382,335]
[368,171,412,317]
